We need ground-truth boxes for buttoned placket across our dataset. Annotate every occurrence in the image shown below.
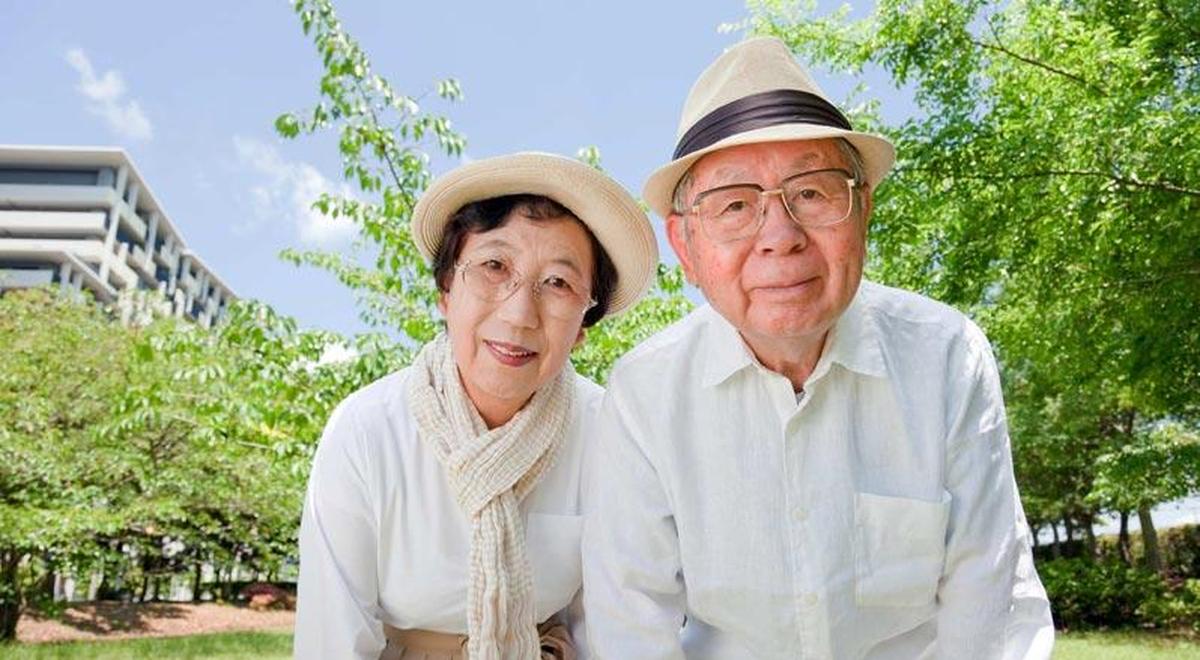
[783,357,841,660]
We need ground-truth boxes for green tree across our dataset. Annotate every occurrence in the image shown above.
[102,299,405,602]
[0,289,130,641]
[1090,424,1200,572]
[278,0,691,383]
[742,0,1200,562]
[277,0,465,341]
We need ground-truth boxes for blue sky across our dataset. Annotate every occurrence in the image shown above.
[1,0,907,338]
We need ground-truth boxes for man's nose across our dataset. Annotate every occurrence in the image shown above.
[754,190,808,254]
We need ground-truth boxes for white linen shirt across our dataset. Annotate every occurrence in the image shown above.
[582,280,1054,660]
[295,367,602,660]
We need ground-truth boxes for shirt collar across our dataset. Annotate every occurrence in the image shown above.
[814,283,887,380]
[700,282,887,388]
[700,305,760,388]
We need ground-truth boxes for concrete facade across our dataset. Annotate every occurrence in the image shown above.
[0,145,235,327]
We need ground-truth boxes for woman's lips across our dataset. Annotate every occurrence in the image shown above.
[483,339,538,367]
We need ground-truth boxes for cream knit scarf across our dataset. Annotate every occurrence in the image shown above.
[407,333,574,660]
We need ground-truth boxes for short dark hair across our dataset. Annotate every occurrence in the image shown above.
[432,194,618,327]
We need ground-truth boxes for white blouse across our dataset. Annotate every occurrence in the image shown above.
[294,366,602,659]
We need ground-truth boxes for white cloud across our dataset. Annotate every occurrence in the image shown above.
[233,135,357,246]
[64,48,153,141]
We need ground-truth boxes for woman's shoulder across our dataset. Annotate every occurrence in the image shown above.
[321,367,418,446]
[340,366,414,411]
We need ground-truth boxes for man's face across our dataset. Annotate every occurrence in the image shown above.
[666,139,871,349]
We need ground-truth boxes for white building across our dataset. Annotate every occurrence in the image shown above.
[0,145,234,327]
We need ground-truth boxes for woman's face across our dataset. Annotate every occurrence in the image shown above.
[438,212,595,428]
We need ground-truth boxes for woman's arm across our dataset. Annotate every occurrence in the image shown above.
[294,402,387,659]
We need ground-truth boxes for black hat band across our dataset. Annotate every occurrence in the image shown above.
[673,89,853,160]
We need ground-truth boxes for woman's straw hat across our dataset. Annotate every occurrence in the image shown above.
[412,152,658,316]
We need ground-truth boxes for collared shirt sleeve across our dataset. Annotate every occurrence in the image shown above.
[582,371,687,659]
[935,326,1054,660]
[294,401,387,660]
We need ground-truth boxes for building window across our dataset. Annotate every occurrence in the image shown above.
[0,167,100,185]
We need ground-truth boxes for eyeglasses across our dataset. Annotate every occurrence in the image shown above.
[455,258,597,320]
[685,168,860,243]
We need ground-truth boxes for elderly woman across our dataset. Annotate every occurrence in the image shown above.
[294,153,657,660]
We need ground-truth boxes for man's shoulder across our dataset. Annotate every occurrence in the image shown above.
[570,370,605,413]
[858,280,994,370]
[860,280,988,343]
[859,280,963,324]
[610,304,714,377]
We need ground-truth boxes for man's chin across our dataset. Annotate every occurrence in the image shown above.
[743,313,831,344]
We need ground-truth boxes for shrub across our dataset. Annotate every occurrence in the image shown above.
[1039,558,1165,629]
[1137,579,1200,634]
[1094,523,1200,580]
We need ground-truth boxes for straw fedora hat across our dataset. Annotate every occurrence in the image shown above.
[643,36,896,220]
[412,152,658,317]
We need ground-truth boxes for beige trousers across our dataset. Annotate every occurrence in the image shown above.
[380,621,576,660]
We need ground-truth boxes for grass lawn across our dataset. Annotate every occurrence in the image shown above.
[0,631,292,659]
[1054,630,1200,659]
[2,629,1198,658]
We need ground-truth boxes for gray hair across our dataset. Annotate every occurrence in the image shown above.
[669,138,868,215]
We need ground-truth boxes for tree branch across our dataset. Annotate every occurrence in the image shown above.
[1158,0,1200,42]
[972,38,1108,96]
[903,167,1200,198]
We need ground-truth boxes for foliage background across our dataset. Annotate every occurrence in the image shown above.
[2,0,1198,642]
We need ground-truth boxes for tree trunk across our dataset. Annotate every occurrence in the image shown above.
[138,574,150,603]
[1064,516,1075,543]
[1082,512,1097,558]
[1,549,25,642]
[40,560,55,601]
[1118,510,1132,565]
[1138,506,1163,574]
[1051,523,1062,559]
[1031,524,1041,550]
[192,563,203,602]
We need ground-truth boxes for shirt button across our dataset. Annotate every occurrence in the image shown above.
[803,593,819,606]
[792,507,807,521]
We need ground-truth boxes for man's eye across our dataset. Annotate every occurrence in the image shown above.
[720,200,749,214]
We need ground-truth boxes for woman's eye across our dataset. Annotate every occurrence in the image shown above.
[481,259,507,272]
[543,276,574,293]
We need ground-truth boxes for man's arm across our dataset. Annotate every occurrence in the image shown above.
[935,326,1054,659]
[582,377,687,659]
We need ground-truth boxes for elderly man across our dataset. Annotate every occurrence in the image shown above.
[582,37,1054,659]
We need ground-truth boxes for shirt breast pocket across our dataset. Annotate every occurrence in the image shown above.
[524,512,583,616]
[854,491,951,608]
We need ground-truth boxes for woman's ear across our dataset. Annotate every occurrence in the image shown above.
[437,290,448,316]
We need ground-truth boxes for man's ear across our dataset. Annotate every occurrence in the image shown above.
[860,186,874,236]
[573,326,587,349]
[666,212,698,285]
